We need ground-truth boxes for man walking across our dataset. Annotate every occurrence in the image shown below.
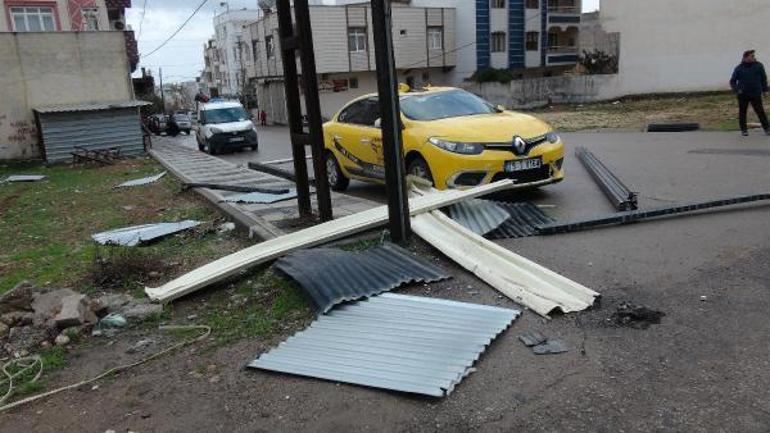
[730,50,769,136]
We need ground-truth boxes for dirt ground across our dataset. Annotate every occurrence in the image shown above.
[2,131,770,432]
[532,92,756,132]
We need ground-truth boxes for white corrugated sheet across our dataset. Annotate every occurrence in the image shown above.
[248,293,520,397]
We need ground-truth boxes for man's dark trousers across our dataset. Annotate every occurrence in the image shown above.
[738,94,770,132]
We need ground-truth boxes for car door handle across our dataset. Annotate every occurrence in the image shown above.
[360,138,371,144]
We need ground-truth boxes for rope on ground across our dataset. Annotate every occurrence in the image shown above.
[0,325,211,414]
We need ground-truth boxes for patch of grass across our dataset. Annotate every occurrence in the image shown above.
[40,346,68,371]
[1,346,68,400]
[202,269,312,346]
[529,91,747,132]
[339,236,385,252]
[0,159,249,295]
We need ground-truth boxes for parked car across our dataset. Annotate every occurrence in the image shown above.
[196,101,258,154]
[322,86,565,191]
[171,113,192,135]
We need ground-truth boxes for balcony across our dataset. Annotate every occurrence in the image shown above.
[548,1,581,25]
[547,46,579,65]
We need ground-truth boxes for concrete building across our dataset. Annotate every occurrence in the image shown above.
[211,8,261,98]
[453,0,581,83]
[578,10,617,57]
[600,0,770,95]
[242,0,456,124]
[0,0,138,160]
[201,38,222,96]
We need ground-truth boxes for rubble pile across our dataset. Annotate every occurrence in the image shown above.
[0,281,162,357]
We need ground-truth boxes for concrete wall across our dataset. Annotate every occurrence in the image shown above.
[601,0,770,95]
[463,74,622,109]
[0,31,132,160]
[579,11,618,56]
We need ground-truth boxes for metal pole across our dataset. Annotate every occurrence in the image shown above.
[159,67,165,114]
[370,0,410,242]
[275,0,312,217]
[294,0,333,221]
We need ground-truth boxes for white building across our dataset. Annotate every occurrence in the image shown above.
[243,0,456,124]
[600,0,770,95]
[453,0,581,84]
[212,8,261,98]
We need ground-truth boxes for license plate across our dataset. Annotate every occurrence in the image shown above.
[230,137,245,143]
[505,158,541,172]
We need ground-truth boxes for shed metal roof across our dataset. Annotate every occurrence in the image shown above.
[248,293,520,397]
[34,100,150,114]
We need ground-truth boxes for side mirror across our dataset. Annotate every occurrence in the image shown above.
[496,104,506,112]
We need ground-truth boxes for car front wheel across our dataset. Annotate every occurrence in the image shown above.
[325,151,349,192]
[407,155,434,185]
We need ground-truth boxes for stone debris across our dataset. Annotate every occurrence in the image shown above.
[54,294,97,329]
[0,281,36,315]
[532,340,569,355]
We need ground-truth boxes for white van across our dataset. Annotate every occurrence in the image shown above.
[196,101,259,154]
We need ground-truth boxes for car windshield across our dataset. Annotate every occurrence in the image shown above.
[204,107,248,124]
[400,90,497,121]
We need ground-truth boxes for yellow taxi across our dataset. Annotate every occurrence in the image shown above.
[322,86,565,191]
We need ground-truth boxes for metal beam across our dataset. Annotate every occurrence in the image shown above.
[537,193,770,235]
[575,147,637,211]
[275,0,312,217]
[370,0,411,242]
[294,0,333,221]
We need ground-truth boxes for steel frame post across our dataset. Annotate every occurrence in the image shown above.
[370,0,411,242]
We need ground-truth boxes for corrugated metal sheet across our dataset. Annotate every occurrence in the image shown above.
[248,293,520,397]
[448,199,510,235]
[92,220,201,246]
[2,175,46,183]
[222,188,297,204]
[35,100,150,114]
[115,172,166,188]
[37,107,145,163]
[274,243,451,313]
[486,202,555,239]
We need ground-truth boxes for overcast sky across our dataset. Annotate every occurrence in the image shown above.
[127,0,601,84]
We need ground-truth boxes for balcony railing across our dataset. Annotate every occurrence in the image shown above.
[547,45,579,54]
[548,6,580,14]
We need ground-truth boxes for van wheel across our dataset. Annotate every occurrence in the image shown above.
[325,151,349,192]
[407,155,434,185]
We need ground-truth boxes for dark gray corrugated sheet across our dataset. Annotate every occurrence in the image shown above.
[485,202,555,239]
[248,293,520,397]
[448,199,511,235]
[37,107,145,163]
[273,243,450,313]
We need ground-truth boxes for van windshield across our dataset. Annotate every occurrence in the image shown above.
[204,107,249,124]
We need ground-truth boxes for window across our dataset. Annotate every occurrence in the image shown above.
[252,40,259,60]
[525,0,539,9]
[349,77,359,89]
[9,7,56,32]
[82,7,99,31]
[526,31,539,51]
[265,35,274,58]
[338,98,379,126]
[490,0,505,8]
[491,32,506,53]
[427,27,443,50]
[348,27,367,53]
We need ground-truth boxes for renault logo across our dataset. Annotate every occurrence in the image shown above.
[513,136,527,155]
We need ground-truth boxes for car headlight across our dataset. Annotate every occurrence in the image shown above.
[546,132,560,143]
[428,137,484,155]
[210,127,224,135]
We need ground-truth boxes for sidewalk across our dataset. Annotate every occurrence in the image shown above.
[149,139,378,240]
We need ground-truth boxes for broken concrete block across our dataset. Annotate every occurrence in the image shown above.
[518,331,548,347]
[0,280,36,314]
[6,326,52,353]
[121,302,162,322]
[89,298,109,317]
[31,289,78,325]
[533,340,569,355]
[54,294,97,329]
[1,311,34,327]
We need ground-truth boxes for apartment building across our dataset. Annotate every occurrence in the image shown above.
[453,0,581,83]
[210,8,261,98]
[201,38,221,96]
[241,0,456,124]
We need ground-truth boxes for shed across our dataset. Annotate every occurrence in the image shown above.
[34,100,150,163]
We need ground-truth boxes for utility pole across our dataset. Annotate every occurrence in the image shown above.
[370,0,411,242]
[159,67,165,114]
